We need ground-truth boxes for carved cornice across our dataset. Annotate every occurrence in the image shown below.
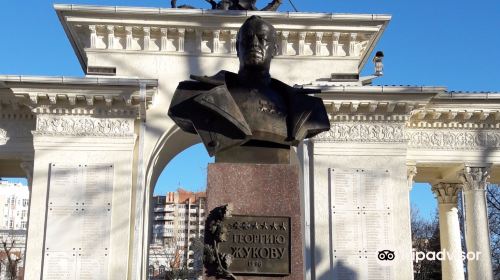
[432,183,461,204]
[408,109,500,129]
[70,24,376,59]
[407,129,500,150]
[314,122,406,143]
[33,115,134,137]
[459,166,490,192]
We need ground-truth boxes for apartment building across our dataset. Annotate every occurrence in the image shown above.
[0,180,29,280]
[149,189,206,279]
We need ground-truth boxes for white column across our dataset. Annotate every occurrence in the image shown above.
[459,166,493,280]
[432,183,465,280]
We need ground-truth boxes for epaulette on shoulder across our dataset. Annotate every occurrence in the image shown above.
[189,71,228,86]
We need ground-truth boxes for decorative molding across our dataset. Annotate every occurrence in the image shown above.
[407,109,500,129]
[459,166,490,192]
[314,122,406,143]
[407,129,500,150]
[432,183,461,204]
[74,23,374,58]
[33,115,134,137]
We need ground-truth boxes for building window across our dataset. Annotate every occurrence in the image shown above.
[22,199,28,207]
[148,265,154,277]
[159,265,165,274]
[9,220,13,229]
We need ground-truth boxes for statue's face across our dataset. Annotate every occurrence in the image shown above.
[237,18,277,71]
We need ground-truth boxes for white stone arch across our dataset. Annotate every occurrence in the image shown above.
[145,126,201,193]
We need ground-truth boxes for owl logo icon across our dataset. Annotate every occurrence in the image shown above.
[377,250,395,261]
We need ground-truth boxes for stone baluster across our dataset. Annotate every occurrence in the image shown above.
[89,25,97,48]
[432,183,465,280]
[315,32,323,56]
[125,26,133,50]
[143,27,150,51]
[331,32,340,56]
[349,33,357,56]
[281,31,289,56]
[459,166,494,280]
[161,28,168,51]
[106,25,114,49]
[298,32,306,56]
[212,30,220,53]
[177,28,185,52]
[230,30,237,54]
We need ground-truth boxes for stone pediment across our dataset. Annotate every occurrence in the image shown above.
[55,4,390,80]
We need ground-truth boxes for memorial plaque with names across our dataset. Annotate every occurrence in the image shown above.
[43,163,113,280]
[218,215,290,275]
[330,168,393,280]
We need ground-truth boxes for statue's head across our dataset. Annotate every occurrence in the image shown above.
[236,16,278,72]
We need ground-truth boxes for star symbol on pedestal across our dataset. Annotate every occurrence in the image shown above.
[261,222,268,230]
[280,222,287,231]
[271,222,278,230]
[252,222,259,230]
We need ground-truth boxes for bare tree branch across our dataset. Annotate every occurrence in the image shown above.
[261,0,282,11]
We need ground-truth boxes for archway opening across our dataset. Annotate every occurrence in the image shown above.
[148,143,213,279]
[409,182,443,279]
[0,176,30,280]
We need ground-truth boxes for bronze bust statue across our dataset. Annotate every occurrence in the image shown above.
[168,16,330,163]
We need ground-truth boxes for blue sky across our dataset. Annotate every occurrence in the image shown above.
[1,0,499,220]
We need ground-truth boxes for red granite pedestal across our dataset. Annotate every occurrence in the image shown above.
[206,163,303,280]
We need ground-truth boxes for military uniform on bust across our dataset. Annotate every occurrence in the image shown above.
[168,16,330,163]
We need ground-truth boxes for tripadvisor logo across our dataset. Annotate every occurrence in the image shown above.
[378,250,395,261]
[413,249,482,263]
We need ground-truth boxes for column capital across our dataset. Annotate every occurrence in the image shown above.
[459,166,490,191]
[432,183,461,204]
